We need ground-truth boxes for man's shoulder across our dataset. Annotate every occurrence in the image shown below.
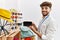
[45,16,56,25]
[47,16,55,22]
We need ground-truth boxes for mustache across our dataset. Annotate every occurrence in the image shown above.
[42,11,47,12]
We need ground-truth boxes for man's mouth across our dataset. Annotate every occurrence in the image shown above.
[42,11,47,12]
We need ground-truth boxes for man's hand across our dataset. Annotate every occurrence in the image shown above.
[29,26,42,38]
[29,26,36,33]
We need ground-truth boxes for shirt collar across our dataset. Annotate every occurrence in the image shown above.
[42,14,49,19]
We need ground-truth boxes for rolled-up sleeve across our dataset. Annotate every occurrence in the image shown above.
[41,20,56,40]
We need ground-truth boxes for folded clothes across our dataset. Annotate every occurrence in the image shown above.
[20,26,34,38]
[24,37,31,40]
[13,37,18,40]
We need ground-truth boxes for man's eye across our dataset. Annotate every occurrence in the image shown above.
[42,8,44,9]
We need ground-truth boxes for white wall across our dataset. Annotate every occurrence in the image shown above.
[0,0,21,10]
[0,0,5,8]
[5,0,18,10]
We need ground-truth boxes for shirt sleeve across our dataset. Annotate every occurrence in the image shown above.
[41,19,57,40]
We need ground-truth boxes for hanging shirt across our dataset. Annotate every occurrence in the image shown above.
[38,15,56,40]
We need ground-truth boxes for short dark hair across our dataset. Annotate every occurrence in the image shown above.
[40,1,52,8]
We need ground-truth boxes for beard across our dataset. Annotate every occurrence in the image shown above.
[42,11,49,16]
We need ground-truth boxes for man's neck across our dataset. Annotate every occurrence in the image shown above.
[42,15,49,18]
[43,16,46,18]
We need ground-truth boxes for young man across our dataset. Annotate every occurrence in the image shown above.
[29,1,56,40]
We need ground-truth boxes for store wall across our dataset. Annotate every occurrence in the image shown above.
[0,0,20,10]
[0,0,5,8]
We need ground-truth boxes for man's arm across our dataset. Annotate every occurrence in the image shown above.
[29,26,42,38]
[31,22,38,31]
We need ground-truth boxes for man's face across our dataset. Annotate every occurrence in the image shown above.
[41,6,51,16]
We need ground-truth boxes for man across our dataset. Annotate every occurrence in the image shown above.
[29,1,56,40]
